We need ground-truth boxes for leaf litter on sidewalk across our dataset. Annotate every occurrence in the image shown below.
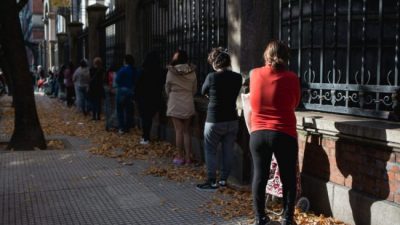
[0,95,347,224]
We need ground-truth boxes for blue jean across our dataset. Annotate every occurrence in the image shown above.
[77,86,88,113]
[203,121,239,181]
[116,88,133,132]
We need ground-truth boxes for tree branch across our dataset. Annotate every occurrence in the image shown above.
[17,0,29,12]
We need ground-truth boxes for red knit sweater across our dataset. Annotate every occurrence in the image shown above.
[250,65,301,138]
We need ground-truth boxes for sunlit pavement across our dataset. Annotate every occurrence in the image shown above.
[0,134,249,225]
[0,95,249,225]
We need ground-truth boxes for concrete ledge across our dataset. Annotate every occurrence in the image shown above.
[302,174,400,225]
[296,111,400,148]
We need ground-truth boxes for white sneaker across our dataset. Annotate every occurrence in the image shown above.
[118,129,124,134]
[140,138,149,145]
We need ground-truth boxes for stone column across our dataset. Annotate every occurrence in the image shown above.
[56,33,68,66]
[125,0,140,61]
[67,22,83,66]
[87,4,107,64]
[227,0,279,76]
[48,12,57,69]
[226,0,279,184]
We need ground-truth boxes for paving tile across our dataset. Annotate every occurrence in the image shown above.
[0,136,249,225]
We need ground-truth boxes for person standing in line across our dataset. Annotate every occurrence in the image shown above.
[64,62,75,107]
[104,64,118,131]
[165,50,197,165]
[196,47,242,191]
[57,65,66,100]
[115,54,137,134]
[136,51,166,145]
[249,40,301,225]
[88,57,105,121]
[73,59,91,115]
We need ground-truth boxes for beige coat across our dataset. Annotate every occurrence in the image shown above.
[165,64,197,119]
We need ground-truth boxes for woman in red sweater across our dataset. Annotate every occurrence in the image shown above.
[249,40,301,225]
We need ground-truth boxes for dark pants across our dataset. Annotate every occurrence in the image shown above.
[116,91,133,132]
[91,97,101,120]
[66,86,75,107]
[250,130,298,220]
[138,101,158,141]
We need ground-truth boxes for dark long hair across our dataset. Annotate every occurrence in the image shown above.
[169,50,188,66]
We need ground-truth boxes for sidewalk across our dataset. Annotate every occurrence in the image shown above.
[0,134,248,225]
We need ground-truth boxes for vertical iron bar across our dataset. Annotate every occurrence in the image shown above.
[211,0,215,47]
[308,0,313,104]
[360,0,367,109]
[396,0,400,86]
[361,0,366,86]
[330,0,338,106]
[320,0,325,106]
[345,0,352,108]
[223,0,227,46]
[192,0,196,61]
[279,0,282,40]
[288,0,292,67]
[298,0,303,77]
[376,0,383,110]
[217,0,220,45]
[333,0,338,85]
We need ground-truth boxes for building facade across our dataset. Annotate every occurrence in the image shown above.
[42,1,400,225]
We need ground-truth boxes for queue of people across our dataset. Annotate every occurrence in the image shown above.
[39,40,299,225]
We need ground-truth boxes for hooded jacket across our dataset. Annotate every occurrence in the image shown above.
[165,64,197,119]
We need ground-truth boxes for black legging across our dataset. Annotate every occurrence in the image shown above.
[139,104,158,141]
[250,130,298,220]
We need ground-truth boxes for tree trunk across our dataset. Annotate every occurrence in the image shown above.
[0,0,46,150]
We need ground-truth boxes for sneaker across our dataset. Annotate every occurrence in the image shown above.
[172,157,185,165]
[140,138,149,145]
[253,216,271,225]
[196,180,218,192]
[118,129,125,134]
[218,180,227,187]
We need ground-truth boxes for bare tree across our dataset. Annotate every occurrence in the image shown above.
[0,0,46,150]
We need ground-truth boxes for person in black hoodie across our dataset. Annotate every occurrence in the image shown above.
[136,51,166,144]
[88,57,105,120]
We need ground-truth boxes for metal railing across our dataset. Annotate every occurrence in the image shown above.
[140,0,227,87]
[280,0,400,119]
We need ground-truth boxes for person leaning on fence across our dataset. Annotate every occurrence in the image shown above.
[165,50,197,165]
[249,40,301,225]
[115,54,138,134]
[104,64,118,131]
[88,57,105,121]
[196,47,242,191]
[136,51,166,145]
[64,62,75,107]
[73,59,91,115]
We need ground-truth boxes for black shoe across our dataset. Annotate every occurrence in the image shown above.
[254,216,271,225]
[196,180,218,192]
[281,218,297,225]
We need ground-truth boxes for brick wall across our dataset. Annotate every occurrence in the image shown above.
[298,131,400,205]
[32,0,43,14]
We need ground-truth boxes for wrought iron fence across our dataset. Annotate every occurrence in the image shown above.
[140,0,227,87]
[280,0,400,119]
[101,9,126,70]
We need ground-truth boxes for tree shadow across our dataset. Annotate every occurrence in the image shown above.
[335,121,393,225]
[300,116,333,216]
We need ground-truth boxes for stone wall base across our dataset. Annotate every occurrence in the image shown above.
[302,174,400,225]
